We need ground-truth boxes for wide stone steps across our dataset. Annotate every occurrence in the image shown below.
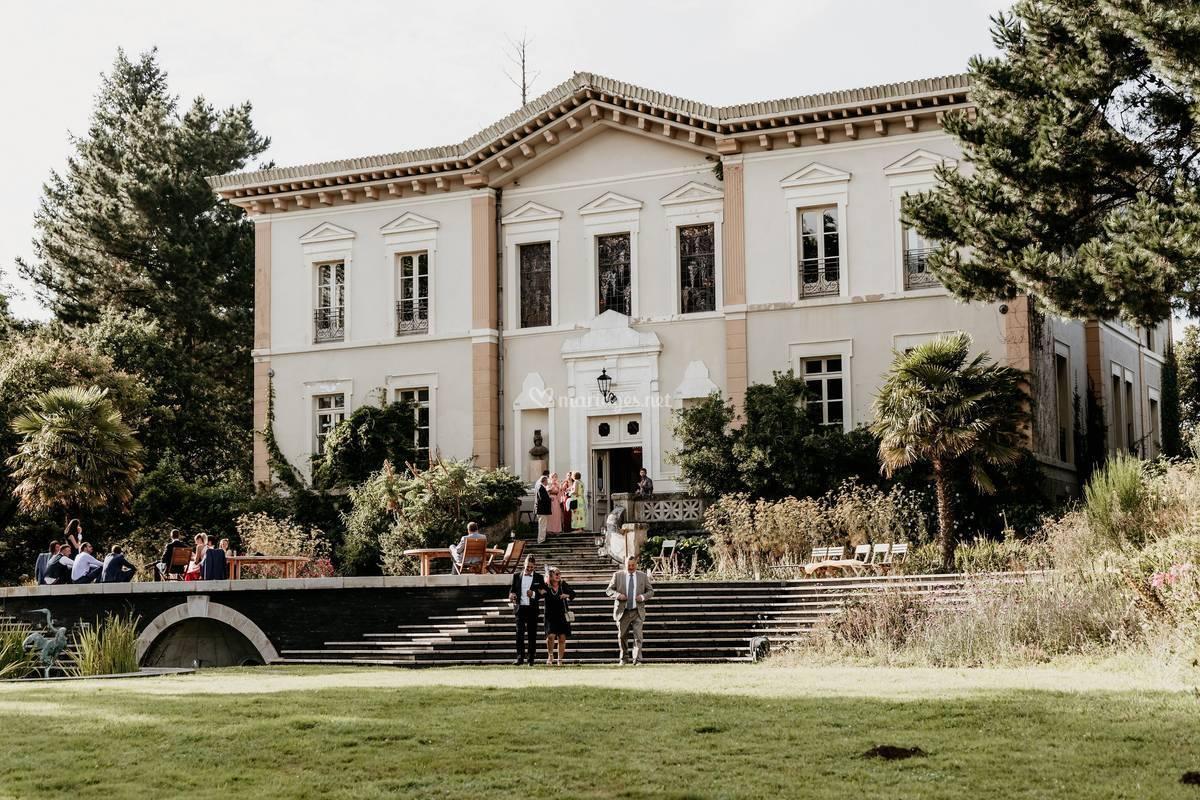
[275,572,1003,668]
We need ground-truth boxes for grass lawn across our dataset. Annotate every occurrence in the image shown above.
[0,663,1196,799]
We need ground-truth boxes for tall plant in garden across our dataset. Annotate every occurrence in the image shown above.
[7,386,143,522]
[872,334,1029,569]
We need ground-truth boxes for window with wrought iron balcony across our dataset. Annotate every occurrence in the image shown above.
[313,308,344,344]
[395,251,430,335]
[395,297,430,336]
[902,226,940,290]
[798,206,840,298]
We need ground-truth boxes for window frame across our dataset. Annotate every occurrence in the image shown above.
[886,150,956,296]
[788,338,853,432]
[581,194,641,319]
[1053,341,1072,464]
[313,259,346,344]
[299,223,355,347]
[394,250,431,336]
[502,201,561,333]
[595,231,635,317]
[662,183,724,318]
[381,212,439,339]
[387,372,439,468]
[312,392,347,457]
[799,356,846,428]
[781,167,849,303]
[304,378,353,471]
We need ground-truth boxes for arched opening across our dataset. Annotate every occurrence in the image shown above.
[141,618,264,668]
[136,596,279,668]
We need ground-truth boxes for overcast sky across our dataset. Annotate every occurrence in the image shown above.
[1,0,1009,321]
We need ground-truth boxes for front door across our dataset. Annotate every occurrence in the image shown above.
[591,446,644,530]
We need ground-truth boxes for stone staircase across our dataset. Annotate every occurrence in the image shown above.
[517,531,616,583]
[277,572,982,667]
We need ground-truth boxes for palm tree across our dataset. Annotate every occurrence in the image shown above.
[7,385,143,522]
[872,334,1029,569]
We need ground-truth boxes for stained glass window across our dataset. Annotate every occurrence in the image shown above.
[678,223,716,314]
[519,241,552,328]
[597,233,632,316]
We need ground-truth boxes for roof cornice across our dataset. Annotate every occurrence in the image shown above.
[211,71,971,214]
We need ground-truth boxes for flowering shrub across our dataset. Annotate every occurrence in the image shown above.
[298,557,335,579]
[235,513,330,559]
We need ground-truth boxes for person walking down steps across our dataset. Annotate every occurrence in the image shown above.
[605,556,654,665]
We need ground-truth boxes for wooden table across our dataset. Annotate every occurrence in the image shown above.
[403,547,505,576]
[227,555,311,580]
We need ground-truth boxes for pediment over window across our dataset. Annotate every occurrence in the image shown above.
[513,372,552,409]
[673,360,720,400]
[501,201,563,225]
[884,149,958,176]
[779,162,851,188]
[579,191,643,216]
[299,221,356,244]
[380,211,439,235]
[561,310,661,360]
[660,181,724,206]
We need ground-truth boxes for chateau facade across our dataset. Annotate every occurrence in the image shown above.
[213,72,1168,526]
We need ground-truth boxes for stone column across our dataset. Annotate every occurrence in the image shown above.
[252,219,272,487]
[722,158,748,418]
[471,191,500,468]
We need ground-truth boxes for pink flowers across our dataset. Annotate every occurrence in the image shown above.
[1150,562,1194,589]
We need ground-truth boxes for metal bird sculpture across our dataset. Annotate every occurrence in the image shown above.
[22,608,69,679]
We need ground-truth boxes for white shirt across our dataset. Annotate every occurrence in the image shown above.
[519,573,534,606]
[71,552,102,581]
[627,572,637,610]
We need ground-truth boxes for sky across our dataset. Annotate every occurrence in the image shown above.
[0,0,1011,322]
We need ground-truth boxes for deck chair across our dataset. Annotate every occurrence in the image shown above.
[808,545,845,563]
[156,547,192,581]
[454,537,488,575]
[881,543,908,572]
[852,544,872,563]
[487,539,525,574]
[869,543,891,564]
[649,540,679,577]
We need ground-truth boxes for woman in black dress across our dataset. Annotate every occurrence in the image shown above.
[542,566,576,666]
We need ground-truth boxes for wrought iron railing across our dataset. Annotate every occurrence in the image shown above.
[395,300,429,336]
[798,258,840,298]
[313,309,344,343]
[903,248,940,289]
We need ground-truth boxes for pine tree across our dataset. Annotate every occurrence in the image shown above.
[18,49,269,476]
[904,0,1200,325]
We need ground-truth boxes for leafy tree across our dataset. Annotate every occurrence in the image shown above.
[1161,340,1184,457]
[872,334,1030,569]
[7,386,144,523]
[671,374,881,501]
[904,0,1200,325]
[17,49,269,477]
[1177,325,1200,442]
[311,399,417,489]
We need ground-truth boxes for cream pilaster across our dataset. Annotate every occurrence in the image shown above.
[722,158,748,417]
[470,191,500,467]
[252,219,272,487]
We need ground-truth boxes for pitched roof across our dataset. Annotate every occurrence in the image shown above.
[210,71,970,192]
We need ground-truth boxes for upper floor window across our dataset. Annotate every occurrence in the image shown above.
[678,223,716,314]
[396,252,429,336]
[314,261,345,344]
[313,393,346,456]
[802,357,844,426]
[519,242,552,328]
[798,207,839,298]
[902,225,939,290]
[597,233,632,316]
[395,386,431,467]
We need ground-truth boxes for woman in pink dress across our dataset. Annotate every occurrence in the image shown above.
[559,472,575,532]
[546,472,563,535]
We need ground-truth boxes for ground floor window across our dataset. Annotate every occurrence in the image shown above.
[801,356,844,426]
[395,386,431,467]
[313,393,346,456]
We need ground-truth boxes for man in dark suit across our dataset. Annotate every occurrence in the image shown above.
[159,529,190,579]
[35,541,60,585]
[102,545,137,583]
[201,545,228,581]
[508,556,545,666]
[535,476,552,544]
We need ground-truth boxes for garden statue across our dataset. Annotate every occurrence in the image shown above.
[528,429,548,481]
[23,608,69,679]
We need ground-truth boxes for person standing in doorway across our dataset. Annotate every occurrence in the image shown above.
[605,555,654,665]
[634,468,654,497]
[570,471,587,531]
[535,476,552,544]
[508,556,545,666]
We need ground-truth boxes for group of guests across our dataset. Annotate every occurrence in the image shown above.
[508,554,655,666]
[533,470,587,543]
[34,520,137,585]
[160,529,231,581]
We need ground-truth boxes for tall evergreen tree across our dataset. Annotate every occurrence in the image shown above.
[17,49,269,476]
[904,0,1200,325]
[1176,324,1200,442]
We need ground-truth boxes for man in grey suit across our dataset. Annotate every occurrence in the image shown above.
[605,555,655,665]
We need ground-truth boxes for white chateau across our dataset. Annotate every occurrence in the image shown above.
[212,72,1168,527]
